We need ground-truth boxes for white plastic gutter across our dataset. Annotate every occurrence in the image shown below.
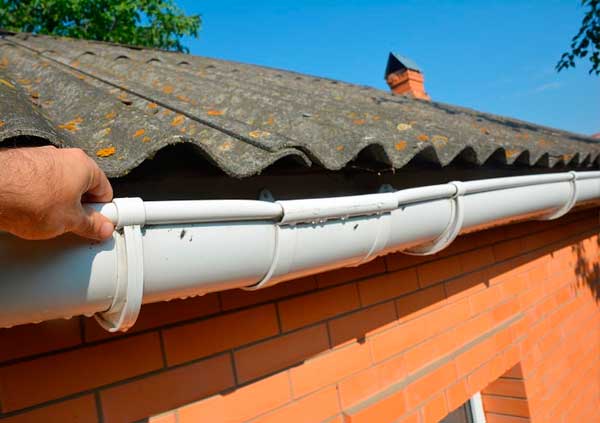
[1,171,599,332]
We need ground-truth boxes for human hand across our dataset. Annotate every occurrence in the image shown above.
[0,146,114,241]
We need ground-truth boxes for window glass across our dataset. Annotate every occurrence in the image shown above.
[441,400,474,423]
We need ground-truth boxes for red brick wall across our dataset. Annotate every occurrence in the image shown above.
[0,208,599,423]
[482,364,530,422]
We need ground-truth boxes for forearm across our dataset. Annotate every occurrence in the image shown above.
[0,148,58,234]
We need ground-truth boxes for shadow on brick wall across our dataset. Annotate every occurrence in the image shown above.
[572,234,600,303]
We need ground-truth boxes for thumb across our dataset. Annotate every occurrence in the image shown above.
[71,206,115,241]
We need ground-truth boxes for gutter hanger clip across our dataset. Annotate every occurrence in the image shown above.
[404,181,466,256]
[540,171,578,220]
[95,198,145,332]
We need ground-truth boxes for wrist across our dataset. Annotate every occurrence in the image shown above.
[0,148,20,231]
[0,147,56,234]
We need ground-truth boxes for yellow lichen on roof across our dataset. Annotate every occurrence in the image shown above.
[171,115,185,126]
[96,146,116,157]
[219,141,232,151]
[0,78,15,89]
[248,130,270,139]
[58,117,84,132]
[395,140,407,151]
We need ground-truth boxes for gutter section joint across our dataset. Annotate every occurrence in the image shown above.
[243,224,298,291]
[404,181,466,256]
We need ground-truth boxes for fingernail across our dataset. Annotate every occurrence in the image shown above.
[99,222,114,240]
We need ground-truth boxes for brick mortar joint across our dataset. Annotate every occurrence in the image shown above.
[343,313,523,417]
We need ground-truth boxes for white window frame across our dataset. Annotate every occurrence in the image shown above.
[443,392,486,423]
[468,392,486,423]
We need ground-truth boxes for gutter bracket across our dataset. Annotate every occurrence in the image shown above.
[259,189,276,202]
[404,181,466,256]
[539,171,577,220]
[95,198,145,332]
[378,184,395,193]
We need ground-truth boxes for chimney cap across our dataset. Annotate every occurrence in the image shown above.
[384,53,422,79]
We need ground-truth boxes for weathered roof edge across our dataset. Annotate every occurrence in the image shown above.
[0,32,598,179]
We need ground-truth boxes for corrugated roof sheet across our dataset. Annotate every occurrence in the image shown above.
[0,32,598,178]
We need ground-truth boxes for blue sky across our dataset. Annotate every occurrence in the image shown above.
[177,0,599,135]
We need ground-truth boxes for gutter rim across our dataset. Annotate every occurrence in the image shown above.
[91,170,598,227]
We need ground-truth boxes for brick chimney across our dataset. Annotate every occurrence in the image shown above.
[384,53,430,100]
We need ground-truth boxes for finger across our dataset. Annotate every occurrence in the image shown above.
[84,156,113,203]
[70,206,114,241]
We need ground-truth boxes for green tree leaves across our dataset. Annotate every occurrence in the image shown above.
[557,0,600,75]
[0,0,201,52]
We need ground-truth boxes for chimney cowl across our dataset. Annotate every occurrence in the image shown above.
[384,53,430,101]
